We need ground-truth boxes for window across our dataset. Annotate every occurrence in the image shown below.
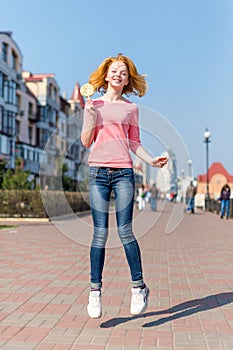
[16,120,20,136]
[3,79,16,104]
[37,152,41,162]
[0,71,3,97]
[0,135,8,154]
[28,102,33,116]
[54,86,57,100]
[40,106,49,122]
[47,106,52,122]
[1,43,8,62]
[3,78,8,100]
[11,50,17,70]
[28,126,33,144]
[9,81,16,104]
[0,106,3,131]
[16,94,21,112]
[48,83,53,98]
[39,129,49,148]
[1,110,15,135]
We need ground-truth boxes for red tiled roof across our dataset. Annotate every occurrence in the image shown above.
[25,77,43,82]
[24,73,55,82]
[198,162,233,182]
[31,73,55,78]
[70,82,85,109]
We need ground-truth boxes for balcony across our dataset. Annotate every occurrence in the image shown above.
[28,112,38,121]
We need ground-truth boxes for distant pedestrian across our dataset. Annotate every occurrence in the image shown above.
[138,184,146,211]
[150,183,158,211]
[186,181,197,214]
[81,53,168,319]
[219,184,231,219]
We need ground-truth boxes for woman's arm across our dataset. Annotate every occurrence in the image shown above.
[129,106,168,168]
[81,100,97,148]
[135,145,168,168]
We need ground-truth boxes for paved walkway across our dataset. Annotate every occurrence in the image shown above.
[0,202,233,350]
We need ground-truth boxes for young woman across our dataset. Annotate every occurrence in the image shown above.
[81,53,168,318]
[219,184,231,219]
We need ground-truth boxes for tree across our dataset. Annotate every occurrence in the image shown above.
[2,157,32,190]
[0,158,7,188]
[62,162,72,191]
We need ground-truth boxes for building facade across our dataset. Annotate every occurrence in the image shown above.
[197,162,233,199]
[0,31,22,168]
[0,31,87,190]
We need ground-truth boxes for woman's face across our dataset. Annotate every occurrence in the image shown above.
[106,61,129,90]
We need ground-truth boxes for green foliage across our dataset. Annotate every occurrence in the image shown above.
[2,157,32,190]
[0,158,7,188]
[61,161,73,191]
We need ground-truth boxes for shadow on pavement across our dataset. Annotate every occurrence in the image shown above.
[100,291,233,328]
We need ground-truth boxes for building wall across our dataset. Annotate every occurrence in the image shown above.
[197,165,233,199]
[0,31,23,75]
[0,31,88,189]
[16,87,37,145]
[0,31,23,168]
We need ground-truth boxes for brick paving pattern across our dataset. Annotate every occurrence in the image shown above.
[0,202,233,349]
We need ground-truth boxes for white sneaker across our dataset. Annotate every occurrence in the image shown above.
[87,290,102,318]
[130,285,149,315]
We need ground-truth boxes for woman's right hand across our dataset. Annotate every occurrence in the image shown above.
[85,99,97,117]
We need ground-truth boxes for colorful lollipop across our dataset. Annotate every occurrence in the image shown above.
[80,83,95,99]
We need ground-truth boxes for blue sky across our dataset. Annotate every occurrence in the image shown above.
[1,0,233,177]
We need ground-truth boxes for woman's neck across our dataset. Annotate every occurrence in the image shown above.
[102,86,124,102]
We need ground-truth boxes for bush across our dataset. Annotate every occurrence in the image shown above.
[0,190,90,218]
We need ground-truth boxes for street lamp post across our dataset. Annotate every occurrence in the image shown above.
[204,128,211,202]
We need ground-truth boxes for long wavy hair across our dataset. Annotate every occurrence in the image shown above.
[89,53,148,97]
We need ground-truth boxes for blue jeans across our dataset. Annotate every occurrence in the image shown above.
[150,198,157,211]
[221,199,230,218]
[89,167,144,289]
[186,197,195,213]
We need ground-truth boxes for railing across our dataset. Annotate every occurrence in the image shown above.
[205,198,233,218]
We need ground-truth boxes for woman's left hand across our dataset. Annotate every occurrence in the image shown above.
[150,156,168,168]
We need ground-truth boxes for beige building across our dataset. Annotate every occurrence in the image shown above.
[0,31,22,168]
[0,32,42,180]
[197,162,233,199]
[22,72,60,188]
[1,31,88,190]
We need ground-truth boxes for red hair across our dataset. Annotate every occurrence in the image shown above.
[89,53,148,97]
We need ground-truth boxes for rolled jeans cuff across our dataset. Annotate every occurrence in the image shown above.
[90,282,102,290]
[131,279,144,288]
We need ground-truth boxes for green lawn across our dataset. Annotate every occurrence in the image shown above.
[0,225,17,230]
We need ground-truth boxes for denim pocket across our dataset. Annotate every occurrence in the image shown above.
[88,167,98,180]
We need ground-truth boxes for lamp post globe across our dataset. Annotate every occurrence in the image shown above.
[204,129,211,141]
